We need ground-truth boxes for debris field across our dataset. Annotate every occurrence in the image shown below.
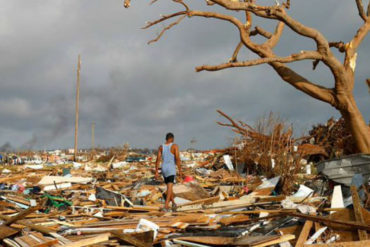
[0,117,369,247]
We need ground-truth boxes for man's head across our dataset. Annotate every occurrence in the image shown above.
[165,132,174,142]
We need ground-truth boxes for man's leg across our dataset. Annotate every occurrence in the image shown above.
[170,177,176,206]
[165,182,173,209]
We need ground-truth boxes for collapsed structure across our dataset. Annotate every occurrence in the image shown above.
[0,115,369,247]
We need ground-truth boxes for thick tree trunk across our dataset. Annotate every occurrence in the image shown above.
[339,94,370,154]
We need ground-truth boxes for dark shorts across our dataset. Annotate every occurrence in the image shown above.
[163,175,175,184]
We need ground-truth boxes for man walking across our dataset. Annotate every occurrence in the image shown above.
[155,133,182,211]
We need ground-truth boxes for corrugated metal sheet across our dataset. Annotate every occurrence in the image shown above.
[317,154,370,186]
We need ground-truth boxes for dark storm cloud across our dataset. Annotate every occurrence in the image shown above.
[0,0,368,150]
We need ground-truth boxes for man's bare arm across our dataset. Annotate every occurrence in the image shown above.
[155,146,162,178]
[174,144,182,178]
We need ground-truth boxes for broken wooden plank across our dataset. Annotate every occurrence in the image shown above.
[219,214,250,226]
[62,233,110,247]
[177,196,220,207]
[252,234,295,247]
[295,220,313,247]
[14,232,58,247]
[176,235,279,246]
[282,212,370,231]
[350,185,367,240]
[16,220,71,244]
[173,239,210,247]
[105,205,159,212]
[303,240,370,247]
[0,225,19,240]
[111,230,153,247]
[5,205,41,226]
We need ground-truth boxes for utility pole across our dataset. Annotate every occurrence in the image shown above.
[91,122,95,153]
[74,55,81,161]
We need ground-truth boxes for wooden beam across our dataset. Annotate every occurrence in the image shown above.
[62,233,110,247]
[303,240,370,247]
[177,196,220,207]
[111,230,153,247]
[0,225,19,240]
[351,186,367,240]
[16,220,71,244]
[253,234,295,247]
[295,220,313,247]
[5,205,41,226]
[282,212,370,231]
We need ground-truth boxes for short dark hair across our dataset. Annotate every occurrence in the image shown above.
[166,132,174,141]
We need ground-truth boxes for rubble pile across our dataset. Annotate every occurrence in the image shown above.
[0,150,369,247]
[216,110,327,194]
[304,118,357,159]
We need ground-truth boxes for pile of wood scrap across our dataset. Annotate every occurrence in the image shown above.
[0,155,369,247]
[304,117,358,158]
[215,110,327,194]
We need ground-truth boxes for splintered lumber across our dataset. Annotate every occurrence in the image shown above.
[38,176,93,185]
[16,220,71,244]
[303,240,370,247]
[0,226,19,240]
[5,205,41,226]
[0,175,25,183]
[218,209,295,215]
[350,186,367,240]
[252,234,295,247]
[62,233,110,247]
[282,212,370,231]
[111,230,153,247]
[172,183,210,201]
[4,195,31,206]
[14,232,58,247]
[106,205,159,212]
[176,235,280,246]
[295,220,313,247]
[177,196,220,207]
[219,214,250,226]
[173,239,210,247]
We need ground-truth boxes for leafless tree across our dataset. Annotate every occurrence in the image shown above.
[124,0,370,153]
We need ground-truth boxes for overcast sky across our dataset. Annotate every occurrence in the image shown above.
[0,0,368,151]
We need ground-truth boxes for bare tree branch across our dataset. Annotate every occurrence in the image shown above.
[269,62,336,105]
[349,21,370,53]
[312,59,320,70]
[344,21,370,72]
[329,41,346,53]
[124,0,131,8]
[229,42,243,62]
[142,2,337,105]
[210,0,345,79]
[355,0,367,21]
[283,0,291,9]
[254,26,273,39]
[216,110,258,137]
[172,0,190,11]
[147,15,186,44]
[196,51,322,72]
[143,11,187,29]
[266,21,285,47]
[124,0,370,152]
